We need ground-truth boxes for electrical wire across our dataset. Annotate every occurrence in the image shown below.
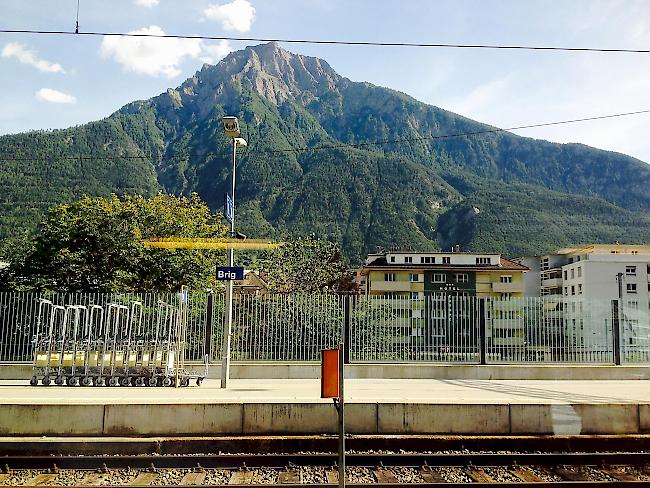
[0,28,649,54]
[1,108,649,161]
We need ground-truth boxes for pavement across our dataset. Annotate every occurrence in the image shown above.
[0,378,648,404]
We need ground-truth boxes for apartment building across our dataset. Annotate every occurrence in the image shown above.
[514,244,650,356]
[360,249,528,355]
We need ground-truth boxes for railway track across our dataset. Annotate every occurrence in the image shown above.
[1,451,650,486]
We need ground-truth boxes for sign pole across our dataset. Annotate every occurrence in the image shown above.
[338,341,345,488]
[221,138,237,389]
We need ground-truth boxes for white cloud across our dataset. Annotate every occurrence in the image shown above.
[100,25,202,78]
[204,0,256,32]
[1,42,65,73]
[135,0,159,7]
[100,26,232,77]
[35,88,77,104]
[200,40,233,64]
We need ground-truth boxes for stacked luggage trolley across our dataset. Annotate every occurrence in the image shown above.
[30,294,208,387]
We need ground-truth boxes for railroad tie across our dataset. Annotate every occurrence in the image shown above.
[553,468,591,481]
[24,473,59,486]
[466,468,496,483]
[129,472,159,486]
[179,472,207,485]
[277,470,301,484]
[373,468,399,484]
[419,466,446,483]
[326,470,350,484]
[229,470,254,484]
[599,467,640,481]
[79,473,109,486]
[509,467,546,482]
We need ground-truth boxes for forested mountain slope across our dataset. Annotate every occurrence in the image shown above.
[1,42,649,263]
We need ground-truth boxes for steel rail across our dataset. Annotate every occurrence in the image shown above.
[1,452,649,470]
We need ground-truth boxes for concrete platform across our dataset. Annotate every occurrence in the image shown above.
[2,379,650,437]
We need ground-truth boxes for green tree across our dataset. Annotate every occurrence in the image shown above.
[7,193,228,292]
[246,234,353,292]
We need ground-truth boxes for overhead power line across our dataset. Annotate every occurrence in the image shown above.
[0,29,649,54]
[1,109,649,161]
[257,109,650,154]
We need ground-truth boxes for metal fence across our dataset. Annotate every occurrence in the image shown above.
[1,292,649,365]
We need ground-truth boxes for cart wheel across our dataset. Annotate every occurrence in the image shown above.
[55,376,64,386]
[108,377,119,387]
[42,376,51,386]
[135,377,145,387]
[95,377,106,387]
[196,378,203,387]
[120,377,131,387]
[162,377,172,387]
[81,377,92,387]
[67,377,79,387]
[148,377,158,387]
[30,376,38,386]
[180,377,189,387]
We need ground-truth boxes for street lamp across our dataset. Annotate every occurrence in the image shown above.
[221,116,247,388]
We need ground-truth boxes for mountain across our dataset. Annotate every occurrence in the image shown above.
[2,42,650,263]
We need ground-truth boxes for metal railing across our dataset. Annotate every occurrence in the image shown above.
[1,292,649,365]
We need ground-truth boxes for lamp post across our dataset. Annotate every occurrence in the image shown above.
[221,116,247,388]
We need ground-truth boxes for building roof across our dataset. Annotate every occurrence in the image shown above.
[362,256,528,273]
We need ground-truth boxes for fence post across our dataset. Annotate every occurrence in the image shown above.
[612,299,621,365]
[343,295,351,364]
[479,298,486,365]
[204,292,214,362]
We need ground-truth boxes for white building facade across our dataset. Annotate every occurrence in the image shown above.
[515,245,650,362]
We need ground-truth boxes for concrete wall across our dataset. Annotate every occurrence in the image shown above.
[1,401,647,436]
[5,362,650,381]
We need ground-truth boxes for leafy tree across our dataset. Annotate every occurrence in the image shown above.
[241,234,353,292]
[6,193,228,292]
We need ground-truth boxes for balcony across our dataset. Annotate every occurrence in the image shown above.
[541,278,562,288]
[492,282,524,293]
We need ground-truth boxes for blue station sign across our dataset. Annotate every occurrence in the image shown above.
[224,193,234,223]
[216,266,244,280]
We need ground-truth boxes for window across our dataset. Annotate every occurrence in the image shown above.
[577,266,582,278]
[500,275,512,283]
[409,273,419,282]
[570,268,575,279]
[385,273,396,282]
[476,257,490,265]
[626,266,636,276]
[456,273,468,283]
[564,287,568,296]
[411,292,422,300]
[383,292,399,299]
[501,292,513,299]
[390,256,395,263]
[627,283,637,294]
[628,300,639,310]
[571,285,575,295]
[420,256,435,264]
[432,273,446,283]
[564,270,568,280]
[405,256,413,263]
[578,284,583,294]
[442,256,451,264]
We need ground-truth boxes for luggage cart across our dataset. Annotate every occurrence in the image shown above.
[30,294,206,387]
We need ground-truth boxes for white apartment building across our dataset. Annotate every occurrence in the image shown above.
[515,245,650,360]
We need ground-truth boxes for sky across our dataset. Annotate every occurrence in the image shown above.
[1,0,650,162]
